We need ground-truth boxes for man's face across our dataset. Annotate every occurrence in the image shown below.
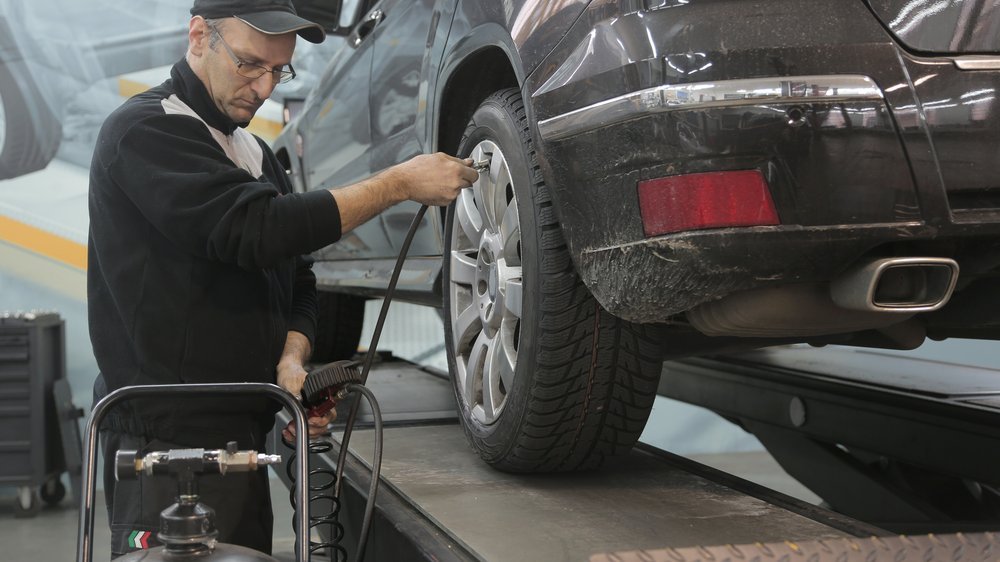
[190,17,296,125]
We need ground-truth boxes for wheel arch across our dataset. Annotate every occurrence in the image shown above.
[434,26,524,156]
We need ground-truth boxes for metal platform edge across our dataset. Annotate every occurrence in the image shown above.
[632,442,886,538]
[270,414,481,562]
[590,531,1000,562]
[659,352,1000,535]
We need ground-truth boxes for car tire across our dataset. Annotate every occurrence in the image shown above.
[0,40,61,180]
[312,291,366,363]
[443,88,663,472]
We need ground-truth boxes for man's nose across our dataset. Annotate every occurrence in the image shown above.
[249,72,278,101]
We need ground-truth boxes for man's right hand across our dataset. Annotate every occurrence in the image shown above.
[330,152,481,234]
[389,153,479,206]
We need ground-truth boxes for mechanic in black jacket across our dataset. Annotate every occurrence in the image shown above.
[87,0,477,557]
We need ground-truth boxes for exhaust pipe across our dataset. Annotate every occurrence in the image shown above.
[830,257,959,313]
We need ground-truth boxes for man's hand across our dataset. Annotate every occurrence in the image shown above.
[282,411,335,441]
[277,360,337,441]
[331,152,479,235]
[276,360,308,400]
[389,153,479,206]
[276,332,334,441]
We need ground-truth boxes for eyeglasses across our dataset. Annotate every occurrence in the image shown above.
[208,22,296,84]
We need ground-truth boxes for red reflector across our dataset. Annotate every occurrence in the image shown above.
[637,170,779,236]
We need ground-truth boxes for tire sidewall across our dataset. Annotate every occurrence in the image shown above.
[0,44,61,179]
[0,80,6,157]
[444,92,542,463]
[0,60,16,163]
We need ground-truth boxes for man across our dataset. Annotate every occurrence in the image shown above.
[88,0,477,557]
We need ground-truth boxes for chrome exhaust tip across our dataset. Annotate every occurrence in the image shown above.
[830,257,959,313]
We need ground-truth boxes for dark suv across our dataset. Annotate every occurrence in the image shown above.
[275,0,1000,472]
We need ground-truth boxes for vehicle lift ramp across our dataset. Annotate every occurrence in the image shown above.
[272,350,1000,561]
[663,345,1000,534]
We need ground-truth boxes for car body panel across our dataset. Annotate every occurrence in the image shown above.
[892,54,1000,224]
[369,0,453,258]
[298,2,379,263]
[867,0,1000,54]
[276,0,1000,339]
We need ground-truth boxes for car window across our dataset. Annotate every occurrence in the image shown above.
[340,0,365,27]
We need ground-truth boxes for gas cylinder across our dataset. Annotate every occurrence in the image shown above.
[116,445,283,561]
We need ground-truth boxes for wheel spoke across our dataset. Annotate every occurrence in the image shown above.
[453,298,481,351]
[500,202,520,264]
[504,276,523,319]
[465,330,491,410]
[494,333,516,399]
[477,161,501,234]
[479,150,510,233]
[492,156,512,223]
[456,190,483,248]
[450,251,477,285]
[481,337,503,421]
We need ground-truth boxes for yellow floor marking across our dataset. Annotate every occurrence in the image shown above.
[0,241,86,301]
[0,216,87,271]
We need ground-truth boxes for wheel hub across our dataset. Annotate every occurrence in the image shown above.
[476,234,505,332]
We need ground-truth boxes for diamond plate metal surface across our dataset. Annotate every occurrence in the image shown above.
[590,532,999,561]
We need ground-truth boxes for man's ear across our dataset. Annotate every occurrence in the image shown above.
[188,16,209,57]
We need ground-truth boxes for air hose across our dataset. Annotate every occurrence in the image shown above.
[283,204,430,562]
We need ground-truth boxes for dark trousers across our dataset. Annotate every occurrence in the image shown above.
[101,430,274,559]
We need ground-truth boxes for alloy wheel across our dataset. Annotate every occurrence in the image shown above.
[448,140,523,425]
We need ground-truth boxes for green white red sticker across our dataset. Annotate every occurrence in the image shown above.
[128,530,153,549]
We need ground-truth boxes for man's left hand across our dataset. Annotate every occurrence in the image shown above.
[277,360,336,440]
[282,410,335,442]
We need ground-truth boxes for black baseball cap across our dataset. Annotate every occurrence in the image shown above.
[191,0,325,44]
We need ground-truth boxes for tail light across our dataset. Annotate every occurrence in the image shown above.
[637,170,779,236]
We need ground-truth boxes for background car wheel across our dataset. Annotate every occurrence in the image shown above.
[0,38,61,180]
[443,88,663,472]
[312,291,366,363]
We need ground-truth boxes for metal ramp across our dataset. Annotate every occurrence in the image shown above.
[271,348,1000,560]
[664,345,1000,534]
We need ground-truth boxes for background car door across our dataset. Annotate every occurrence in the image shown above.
[301,0,388,260]
[366,0,457,259]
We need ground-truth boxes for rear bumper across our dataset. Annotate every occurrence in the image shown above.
[526,0,1000,323]
[577,223,1000,323]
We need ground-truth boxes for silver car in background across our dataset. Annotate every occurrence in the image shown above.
[0,0,191,179]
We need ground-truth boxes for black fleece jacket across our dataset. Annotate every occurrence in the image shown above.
[88,59,342,445]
